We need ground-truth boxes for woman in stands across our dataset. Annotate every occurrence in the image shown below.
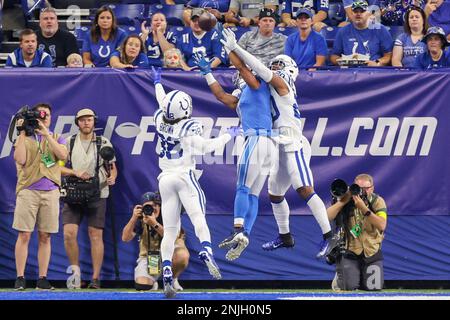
[391,6,427,68]
[140,12,178,68]
[82,6,127,67]
[110,34,149,69]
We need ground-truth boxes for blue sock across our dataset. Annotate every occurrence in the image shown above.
[234,185,250,221]
[243,194,259,235]
[162,260,171,269]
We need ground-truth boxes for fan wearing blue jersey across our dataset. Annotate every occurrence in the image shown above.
[150,67,240,297]
[140,12,178,68]
[194,50,277,261]
[177,8,227,68]
[281,0,329,31]
[82,6,127,67]
[110,35,149,69]
[414,26,450,69]
[221,28,338,258]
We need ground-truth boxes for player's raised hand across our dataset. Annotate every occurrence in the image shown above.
[220,28,238,52]
[150,66,162,84]
[193,53,212,75]
[226,126,243,137]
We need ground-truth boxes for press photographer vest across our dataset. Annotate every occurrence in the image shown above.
[346,193,387,258]
[139,224,185,257]
[15,134,62,194]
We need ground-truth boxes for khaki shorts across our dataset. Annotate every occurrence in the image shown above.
[13,189,60,233]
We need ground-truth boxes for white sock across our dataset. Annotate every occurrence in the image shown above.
[271,199,290,234]
[307,194,331,234]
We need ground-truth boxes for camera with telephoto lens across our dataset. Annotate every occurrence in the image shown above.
[142,204,154,216]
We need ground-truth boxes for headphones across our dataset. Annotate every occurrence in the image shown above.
[75,108,98,127]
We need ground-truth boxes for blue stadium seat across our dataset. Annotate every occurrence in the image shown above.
[119,25,140,36]
[148,4,185,26]
[53,0,98,9]
[274,27,297,37]
[387,25,404,41]
[21,0,46,18]
[328,2,346,27]
[319,26,339,48]
[121,0,161,4]
[108,4,146,25]
[74,26,90,49]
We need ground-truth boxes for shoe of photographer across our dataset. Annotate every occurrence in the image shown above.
[14,276,26,291]
[36,277,55,290]
[262,233,295,251]
[88,278,101,289]
[151,281,159,290]
[162,267,176,298]
[173,278,183,291]
[332,272,342,292]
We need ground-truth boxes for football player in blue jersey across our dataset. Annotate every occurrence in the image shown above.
[220,28,338,258]
[177,8,227,68]
[194,50,277,261]
[150,67,241,297]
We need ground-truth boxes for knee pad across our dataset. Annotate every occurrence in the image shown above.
[135,283,152,291]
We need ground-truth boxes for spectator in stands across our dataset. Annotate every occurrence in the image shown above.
[425,0,450,41]
[281,0,329,32]
[13,103,68,290]
[110,34,149,69]
[122,191,189,291]
[237,8,286,65]
[327,174,387,291]
[66,53,83,68]
[6,29,52,68]
[36,7,79,67]
[284,8,328,68]
[140,12,176,68]
[330,1,393,67]
[82,6,127,67]
[224,0,278,27]
[164,48,191,69]
[392,6,427,68]
[177,8,226,68]
[414,26,450,69]
[183,0,231,26]
[61,108,117,290]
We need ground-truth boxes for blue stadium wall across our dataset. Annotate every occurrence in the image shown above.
[0,68,449,281]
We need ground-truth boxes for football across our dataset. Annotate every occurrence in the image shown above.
[198,12,217,32]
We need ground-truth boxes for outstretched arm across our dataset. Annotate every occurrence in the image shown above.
[221,28,288,95]
[150,66,166,106]
[193,53,238,110]
[183,127,241,155]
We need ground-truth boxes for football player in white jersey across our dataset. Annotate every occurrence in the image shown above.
[220,29,339,258]
[150,67,240,297]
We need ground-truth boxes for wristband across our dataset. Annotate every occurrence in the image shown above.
[364,210,372,217]
[205,73,217,85]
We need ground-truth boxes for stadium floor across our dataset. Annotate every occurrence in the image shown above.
[0,289,449,300]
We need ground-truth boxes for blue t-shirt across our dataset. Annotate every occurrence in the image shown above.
[187,0,231,12]
[82,28,127,67]
[282,0,329,17]
[394,33,426,68]
[176,29,226,67]
[237,80,272,134]
[5,48,53,68]
[145,30,177,67]
[332,23,393,60]
[110,51,149,68]
[428,2,450,36]
[414,50,450,70]
[285,30,328,67]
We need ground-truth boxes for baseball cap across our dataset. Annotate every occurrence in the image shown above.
[191,7,205,19]
[259,8,278,21]
[141,191,161,205]
[295,7,313,19]
[351,1,368,11]
[422,26,449,47]
[75,108,96,120]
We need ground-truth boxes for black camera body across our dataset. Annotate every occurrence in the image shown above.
[142,204,154,216]
[16,107,46,136]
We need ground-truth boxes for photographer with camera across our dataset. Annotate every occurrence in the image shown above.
[327,174,387,291]
[122,192,189,291]
[60,108,117,289]
[12,103,68,290]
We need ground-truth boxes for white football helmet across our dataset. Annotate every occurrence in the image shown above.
[269,54,299,81]
[162,90,193,121]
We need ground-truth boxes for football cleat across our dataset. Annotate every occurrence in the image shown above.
[199,250,222,280]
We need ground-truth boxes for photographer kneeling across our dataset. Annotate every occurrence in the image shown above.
[327,174,387,291]
[122,192,190,291]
